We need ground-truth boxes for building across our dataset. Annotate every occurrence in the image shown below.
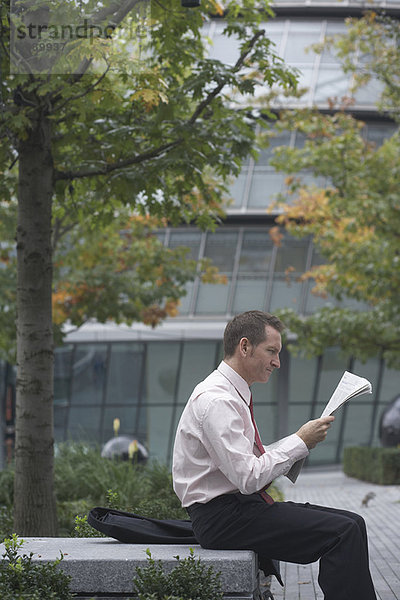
[53,0,400,467]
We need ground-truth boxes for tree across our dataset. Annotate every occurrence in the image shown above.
[0,0,297,534]
[331,11,400,119]
[268,12,400,368]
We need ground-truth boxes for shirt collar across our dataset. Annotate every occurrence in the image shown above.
[217,361,251,406]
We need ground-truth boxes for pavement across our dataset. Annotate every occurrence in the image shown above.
[266,468,400,600]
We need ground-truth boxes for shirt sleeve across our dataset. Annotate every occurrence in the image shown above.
[201,395,309,494]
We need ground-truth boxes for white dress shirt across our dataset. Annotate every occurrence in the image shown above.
[172,361,309,507]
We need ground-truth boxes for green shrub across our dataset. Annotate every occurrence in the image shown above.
[72,513,106,538]
[0,505,14,543]
[0,534,73,600]
[343,446,400,484]
[54,445,187,534]
[57,498,93,537]
[132,548,223,600]
[0,466,14,506]
[54,443,147,505]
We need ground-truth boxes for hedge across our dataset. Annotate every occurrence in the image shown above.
[343,446,400,485]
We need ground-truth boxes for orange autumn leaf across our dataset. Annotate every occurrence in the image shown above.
[269,226,284,247]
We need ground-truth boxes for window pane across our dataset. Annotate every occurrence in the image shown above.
[154,231,165,245]
[67,407,102,442]
[363,121,397,146]
[341,404,374,452]
[207,22,240,64]
[289,355,318,404]
[177,281,194,315]
[283,22,321,63]
[305,288,336,314]
[296,171,327,189]
[248,171,285,207]
[380,365,400,406]
[274,240,308,273]
[294,131,307,149]
[239,231,273,273]
[177,342,217,404]
[105,343,144,406]
[314,67,350,103]
[257,130,292,165]
[147,406,173,462]
[233,278,268,313]
[54,345,73,407]
[226,172,248,208]
[269,278,303,312]
[277,67,313,105]
[54,406,68,443]
[264,20,285,56]
[70,344,108,405]
[203,231,238,272]
[320,21,347,64]
[136,404,147,445]
[146,342,181,405]
[353,77,384,106]
[168,231,201,260]
[196,282,231,315]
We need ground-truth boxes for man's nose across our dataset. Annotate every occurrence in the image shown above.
[271,356,280,368]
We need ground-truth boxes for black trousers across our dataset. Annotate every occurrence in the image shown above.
[187,493,377,600]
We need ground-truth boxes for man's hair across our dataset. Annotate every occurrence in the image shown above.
[223,311,285,358]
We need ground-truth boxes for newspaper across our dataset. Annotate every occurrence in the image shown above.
[272,371,372,484]
[319,371,372,418]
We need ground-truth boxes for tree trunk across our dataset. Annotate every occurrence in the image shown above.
[14,109,58,535]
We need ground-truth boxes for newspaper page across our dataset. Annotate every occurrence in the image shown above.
[283,371,372,483]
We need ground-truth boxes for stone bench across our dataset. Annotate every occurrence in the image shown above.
[1,537,259,600]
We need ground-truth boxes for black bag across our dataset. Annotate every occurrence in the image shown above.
[87,506,198,544]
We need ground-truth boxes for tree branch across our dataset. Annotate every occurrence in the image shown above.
[188,29,265,126]
[55,138,183,181]
[55,29,265,182]
[52,216,79,253]
[53,64,111,114]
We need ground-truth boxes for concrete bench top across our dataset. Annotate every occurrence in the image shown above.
[0,537,258,600]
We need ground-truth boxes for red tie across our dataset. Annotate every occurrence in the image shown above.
[249,395,274,505]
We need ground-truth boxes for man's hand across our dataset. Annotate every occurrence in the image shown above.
[296,416,335,449]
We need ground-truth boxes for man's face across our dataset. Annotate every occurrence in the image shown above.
[245,325,281,385]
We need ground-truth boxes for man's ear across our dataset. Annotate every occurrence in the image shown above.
[238,337,250,357]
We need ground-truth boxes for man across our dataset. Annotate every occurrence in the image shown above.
[172,310,377,600]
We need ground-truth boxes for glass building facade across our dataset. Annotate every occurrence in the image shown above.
[53,2,400,467]
[54,333,400,467]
